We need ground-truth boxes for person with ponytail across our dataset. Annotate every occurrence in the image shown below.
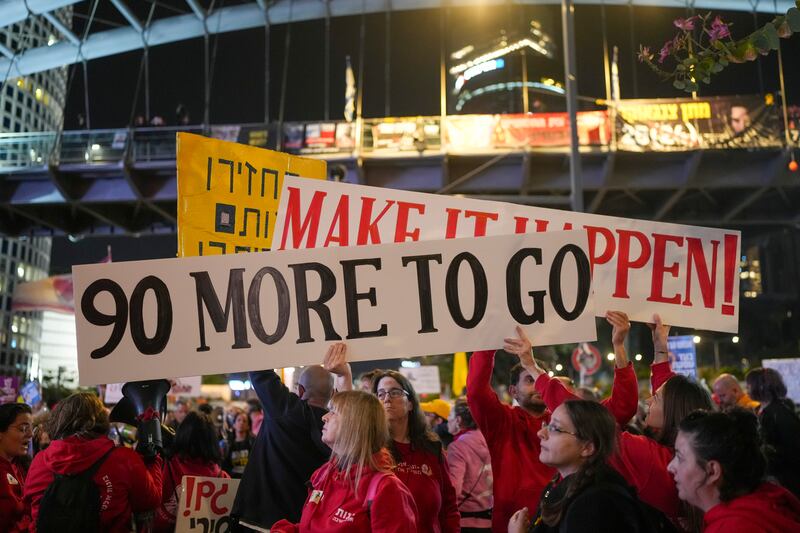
[668,409,800,532]
[271,390,418,532]
[508,400,652,532]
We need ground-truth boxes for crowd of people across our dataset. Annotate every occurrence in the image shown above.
[1,311,800,532]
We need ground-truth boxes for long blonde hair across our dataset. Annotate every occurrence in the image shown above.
[329,390,392,490]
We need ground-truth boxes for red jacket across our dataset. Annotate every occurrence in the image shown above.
[534,361,639,427]
[704,482,800,533]
[0,456,29,532]
[392,440,460,533]
[467,350,553,532]
[153,455,229,533]
[271,450,419,533]
[24,435,162,533]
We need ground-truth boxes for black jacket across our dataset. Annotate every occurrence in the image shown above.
[760,399,800,497]
[530,463,663,533]
[231,370,330,529]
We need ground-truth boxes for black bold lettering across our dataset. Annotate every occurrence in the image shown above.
[550,244,592,321]
[401,254,443,333]
[506,248,546,324]
[247,267,290,345]
[128,276,172,355]
[289,262,342,343]
[80,278,128,359]
[190,269,251,352]
[341,258,387,339]
[445,252,488,329]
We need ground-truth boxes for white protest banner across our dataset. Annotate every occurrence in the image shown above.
[175,476,240,533]
[104,376,203,404]
[273,176,740,333]
[73,231,595,385]
[763,358,800,404]
[399,365,441,394]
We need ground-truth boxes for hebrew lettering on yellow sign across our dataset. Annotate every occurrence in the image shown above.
[177,132,327,257]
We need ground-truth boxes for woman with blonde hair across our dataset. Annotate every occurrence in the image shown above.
[271,390,418,532]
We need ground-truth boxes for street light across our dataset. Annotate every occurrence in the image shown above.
[732,336,740,344]
[693,335,701,344]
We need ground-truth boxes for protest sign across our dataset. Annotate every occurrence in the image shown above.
[273,176,740,333]
[20,381,41,406]
[667,335,698,378]
[73,230,595,385]
[0,376,19,404]
[175,476,240,533]
[399,365,442,394]
[763,358,800,404]
[176,133,326,257]
[104,376,203,404]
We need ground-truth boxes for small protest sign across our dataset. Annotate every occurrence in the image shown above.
[762,358,800,404]
[667,335,698,378]
[0,376,19,404]
[399,365,441,394]
[174,476,240,533]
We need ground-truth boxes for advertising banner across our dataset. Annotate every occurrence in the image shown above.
[73,230,595,385]
[763,358,800,404]
[615,95,783,152]
[273,176,741,333]
[0,376,19,404]
[176,133,326,257]
[362,117,442,153]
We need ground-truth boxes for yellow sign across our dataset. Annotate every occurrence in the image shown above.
[177,132,327,257]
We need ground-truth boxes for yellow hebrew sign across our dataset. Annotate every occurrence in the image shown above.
[176,132,326,257]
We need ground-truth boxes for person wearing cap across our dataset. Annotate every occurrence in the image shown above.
[421,399,454,448]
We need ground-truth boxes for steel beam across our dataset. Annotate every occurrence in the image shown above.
[1,0,794,81]
[109,0,142,34]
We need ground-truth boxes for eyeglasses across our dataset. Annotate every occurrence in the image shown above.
[11,424,33,435]
[376,388,409,400]
[541,421,577,436]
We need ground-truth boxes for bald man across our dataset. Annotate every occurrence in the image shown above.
[232,343,351,531]
[713,373,759,412]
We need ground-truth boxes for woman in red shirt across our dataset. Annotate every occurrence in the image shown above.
[372,370,461,533]
[154,411,229,533]
[668,409,800,532]
[0,403,33,533]
[271,390,418,532]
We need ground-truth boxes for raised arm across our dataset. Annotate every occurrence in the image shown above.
[466,350,511,434]
[322,342,353,392]
[601,311,638,426]
[648,314,676,392]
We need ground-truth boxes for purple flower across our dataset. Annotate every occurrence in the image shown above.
[705,16,731,41]
[673,16,697,31]
[659,40,674,63]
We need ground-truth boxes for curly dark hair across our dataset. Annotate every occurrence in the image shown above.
[47,392,109,441]
[678,408,765,502]
[0,403,32,432]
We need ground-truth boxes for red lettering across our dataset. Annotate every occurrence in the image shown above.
[613,230,652,298]
[183,477,195,516]
[647,233,684,304]
[356,197,395,245]
[562,222,573,230]
[394,202,425,242]
[210,484,230,515]
[322,195,349,247]
[684,237,719,309]
[583,225,616,273]
[196,481,215,511]
[446,208,462,238]
[513,216,528,234]
[279,187,327,249]
[464,210,499,237]
[721,234,738,316]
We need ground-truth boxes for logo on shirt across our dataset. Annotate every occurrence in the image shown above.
[6,473,18,485]
[309,490,324,504]
[421,464,431,476]
[333,508,355,523]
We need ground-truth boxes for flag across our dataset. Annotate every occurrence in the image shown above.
[344,56,356,123]
[452,352,468,397]
[11,247,112,314]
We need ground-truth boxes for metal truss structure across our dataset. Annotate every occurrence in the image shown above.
[0,123,797,237]
[0,0,794,81]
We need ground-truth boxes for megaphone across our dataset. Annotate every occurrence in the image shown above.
[111,379,171,458]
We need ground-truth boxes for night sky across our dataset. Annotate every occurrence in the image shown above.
[62,2,800,129]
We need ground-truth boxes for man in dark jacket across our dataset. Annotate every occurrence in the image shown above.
[232,343,351,531]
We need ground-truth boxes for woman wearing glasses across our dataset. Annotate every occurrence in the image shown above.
[0,403,33,532]
[372,370,460,533]
[508,400,651,533]
[271,390,418,532]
